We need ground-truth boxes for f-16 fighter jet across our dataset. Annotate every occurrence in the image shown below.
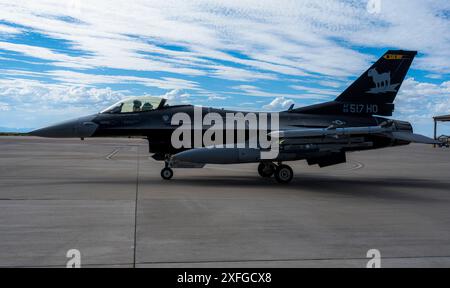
[31,50,438,183]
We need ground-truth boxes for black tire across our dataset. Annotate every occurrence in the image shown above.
[161,167,174,180]
[275,165,293,184]
[258,162,275,178]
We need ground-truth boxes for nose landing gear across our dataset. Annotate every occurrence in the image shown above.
[161,167,173,180]
[160,155,174,180]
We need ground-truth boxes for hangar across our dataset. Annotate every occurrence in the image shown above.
[434,114,450,146]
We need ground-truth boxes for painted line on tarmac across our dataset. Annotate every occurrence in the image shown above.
[345,160,365,171]
[106,148,121,160]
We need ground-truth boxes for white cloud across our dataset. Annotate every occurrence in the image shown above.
[0,0,448,78]
[45,70,201,90]
[0,78,126,109]
[163,89,191,104]
[317,80,343,89]
[0,24,21,35]
[0,78,199,127]
[207,95,228,101]
[0,41,92,69]
[263,96,294,111]
[290,84,339,96]
[395,78,450,122]
[0,0,409,80]
[232,85,328,100]
[210,66,278,81]
[425,74,443,80]
[0,78,127,128]
[0,102,10,111]
[341,0,450,73]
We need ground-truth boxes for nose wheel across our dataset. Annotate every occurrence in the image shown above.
[161,155,174,180]
[161,167,174,180]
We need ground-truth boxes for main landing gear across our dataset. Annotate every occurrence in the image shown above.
[258,162,276,178]
[258,162,294,184]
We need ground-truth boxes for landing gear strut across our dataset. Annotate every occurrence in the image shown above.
[160,156,174,180]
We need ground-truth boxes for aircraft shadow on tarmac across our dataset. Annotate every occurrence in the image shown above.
[14,174,447,202]
[138,175,448,202]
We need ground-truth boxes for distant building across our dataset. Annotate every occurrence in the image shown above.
[433,114,450,141]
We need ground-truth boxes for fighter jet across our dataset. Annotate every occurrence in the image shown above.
[30,50,439,183]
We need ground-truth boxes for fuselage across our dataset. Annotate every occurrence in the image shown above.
[30,104,412,163]
[93,105,382,137]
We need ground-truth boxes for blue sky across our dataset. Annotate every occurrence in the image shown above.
[0,0,449,136]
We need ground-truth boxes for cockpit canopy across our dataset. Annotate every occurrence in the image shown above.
[101,96,167,114]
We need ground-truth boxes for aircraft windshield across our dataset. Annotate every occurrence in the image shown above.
[101,96,166,114]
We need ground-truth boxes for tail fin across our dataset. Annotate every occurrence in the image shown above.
[291,50,417,116]
[336,50,417,104]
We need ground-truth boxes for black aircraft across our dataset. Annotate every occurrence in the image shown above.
[31,50,438,183]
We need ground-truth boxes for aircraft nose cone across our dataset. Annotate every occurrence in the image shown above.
[30,119,79,138]
[29,115,98,138]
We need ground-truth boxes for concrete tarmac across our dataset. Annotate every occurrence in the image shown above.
[0,136,450,268]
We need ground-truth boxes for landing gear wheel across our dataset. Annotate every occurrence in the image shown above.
[258,162,276,178]
[275,165,293,184]
[161,167,173,180]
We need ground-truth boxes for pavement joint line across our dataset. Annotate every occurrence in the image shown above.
[132,144,140,268]
[132,255,450,265]
[3,255,450,268]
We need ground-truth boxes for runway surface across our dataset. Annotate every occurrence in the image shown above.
[1,136,450,268]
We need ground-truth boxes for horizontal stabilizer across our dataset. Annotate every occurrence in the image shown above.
[390,132,440,144]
